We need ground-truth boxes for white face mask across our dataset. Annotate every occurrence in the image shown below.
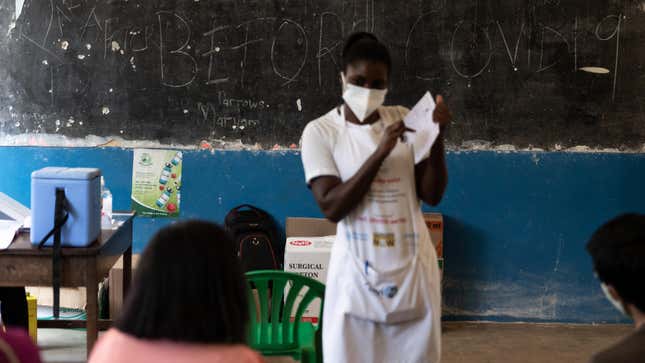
[601,283,627,316]
[341,73,388,123]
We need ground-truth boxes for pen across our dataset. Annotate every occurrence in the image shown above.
[401,127,416,143]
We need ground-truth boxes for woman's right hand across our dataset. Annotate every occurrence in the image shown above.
[376,121,415,159]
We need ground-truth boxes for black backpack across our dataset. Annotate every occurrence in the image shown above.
[225,204,282,272]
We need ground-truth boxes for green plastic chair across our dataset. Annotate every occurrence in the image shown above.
[245,270,325,363]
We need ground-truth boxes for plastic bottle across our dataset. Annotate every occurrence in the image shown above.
[101,177,113,229]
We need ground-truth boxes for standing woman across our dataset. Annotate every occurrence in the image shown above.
[300,32,451,363]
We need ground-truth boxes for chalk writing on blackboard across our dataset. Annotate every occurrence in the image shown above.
[1,0,643,149]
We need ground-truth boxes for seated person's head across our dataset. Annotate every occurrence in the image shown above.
[587,213,645,320]
[115,220,248,343]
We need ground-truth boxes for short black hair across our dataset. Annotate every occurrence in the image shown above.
[586,213,645,313]
[342,32,392,74]
[116,220,248,344]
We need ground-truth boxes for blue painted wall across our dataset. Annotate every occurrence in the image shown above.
[2,147,644,324]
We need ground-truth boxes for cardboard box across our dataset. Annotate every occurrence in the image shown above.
[424,213,443,258]
[284,218,336,323]
[424,213,444,280]
[284,236,334,323]
[285,237,334,281]
[108,254,140,319]
[286,217,336,238]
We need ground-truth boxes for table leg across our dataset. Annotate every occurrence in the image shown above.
[86,257,98,357]
[123,245,132,301]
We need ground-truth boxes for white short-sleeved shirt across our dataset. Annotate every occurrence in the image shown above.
[301,105,413,184]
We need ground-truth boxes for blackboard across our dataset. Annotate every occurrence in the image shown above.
[1,0,644,149]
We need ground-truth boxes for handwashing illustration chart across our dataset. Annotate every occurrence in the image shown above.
[131,149,183,217]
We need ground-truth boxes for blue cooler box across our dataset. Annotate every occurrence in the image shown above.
[31,167,101,247]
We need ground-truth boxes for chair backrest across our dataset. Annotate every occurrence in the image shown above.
[246,270,325,351]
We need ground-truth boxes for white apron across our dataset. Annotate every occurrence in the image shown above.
[322,107,442,363]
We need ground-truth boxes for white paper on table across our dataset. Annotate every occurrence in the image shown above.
[0,192,30,228]
[403,91,440,164]
[15,0,25,19]
[0,219,21,249]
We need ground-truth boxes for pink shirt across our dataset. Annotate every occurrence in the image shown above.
[89,329,266,363]
[0,329,42,363]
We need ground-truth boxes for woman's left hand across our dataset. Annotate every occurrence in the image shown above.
[433,95,452,131]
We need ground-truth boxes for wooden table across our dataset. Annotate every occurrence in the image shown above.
[0,212,135,355]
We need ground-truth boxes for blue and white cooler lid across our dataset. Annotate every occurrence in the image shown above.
[31,167,101,180]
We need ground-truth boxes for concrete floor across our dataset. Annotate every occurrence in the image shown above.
[441,323,631,363]
[37,322,632,363]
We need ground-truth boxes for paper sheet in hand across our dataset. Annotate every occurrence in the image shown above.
[404,92,440,164]
[0,220,21,249]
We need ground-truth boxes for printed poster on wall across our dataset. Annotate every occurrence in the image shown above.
[131,149,183,217]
